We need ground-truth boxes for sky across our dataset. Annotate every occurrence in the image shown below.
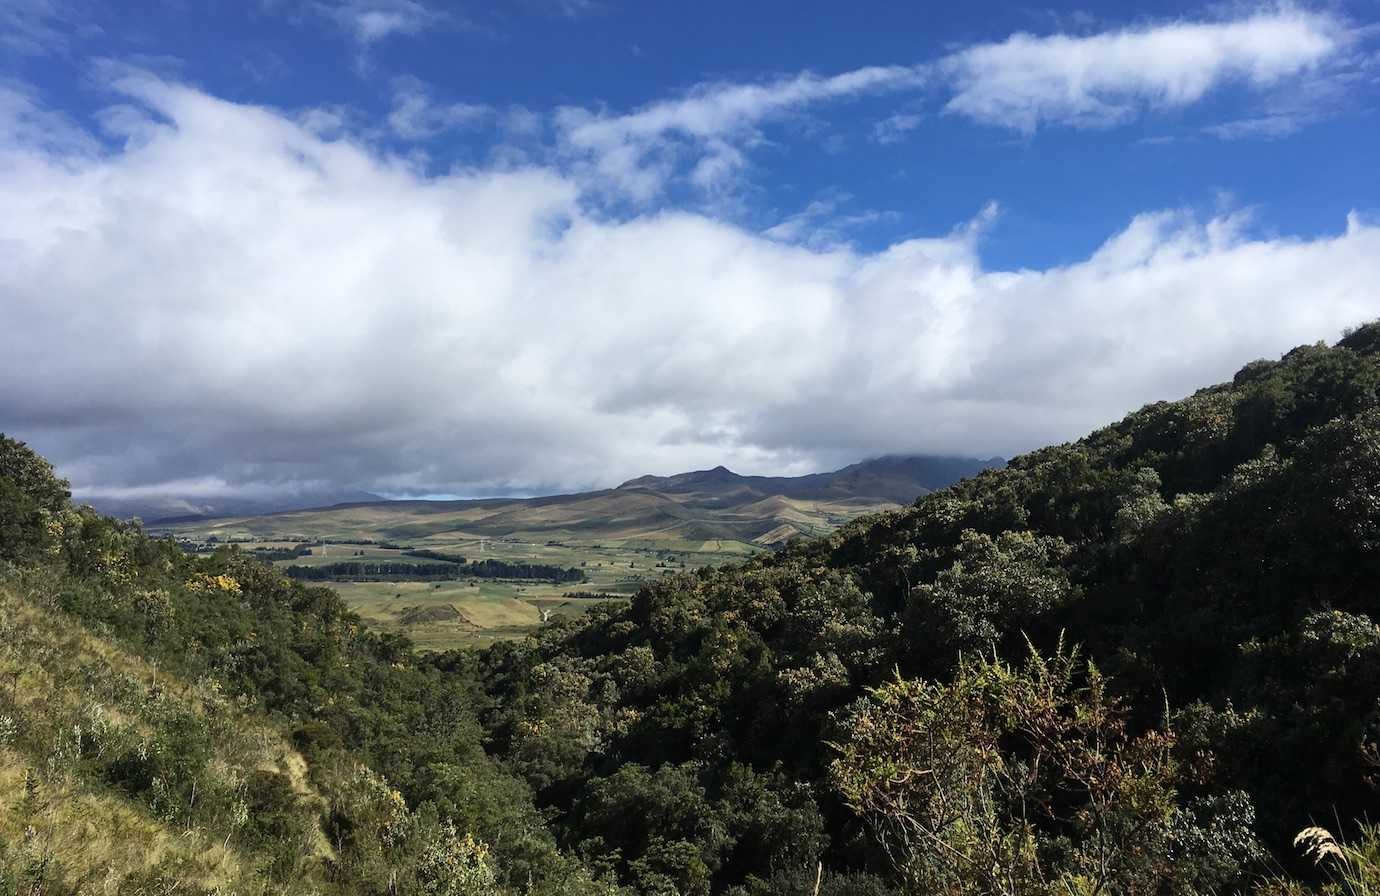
[1,0,1379,511]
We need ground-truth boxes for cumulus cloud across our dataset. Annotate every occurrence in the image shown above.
[1,74,1376,503]
[940,8,1344,131]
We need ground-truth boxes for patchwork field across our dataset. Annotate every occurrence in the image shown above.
[159,534,745,649]
[327,581,625,649]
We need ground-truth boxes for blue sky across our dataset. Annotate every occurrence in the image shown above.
[10,0,1378,266]
[2,0,1380,509]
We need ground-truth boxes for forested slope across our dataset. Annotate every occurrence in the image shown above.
[5,324,1380,894]
[474,324,1380,894]
[0,438,616,894]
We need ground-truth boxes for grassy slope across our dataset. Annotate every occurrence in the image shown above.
[0,580,328,894]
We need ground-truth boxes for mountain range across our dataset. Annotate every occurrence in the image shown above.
[155,454,1002,549]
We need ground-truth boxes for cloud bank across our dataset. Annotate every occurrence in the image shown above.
[1,72,1376,502]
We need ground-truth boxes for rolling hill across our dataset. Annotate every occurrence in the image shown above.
[156,455,1002,550]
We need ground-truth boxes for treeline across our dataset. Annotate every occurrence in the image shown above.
[464,558,585,583]
[284,557,586,583]
[284,561,465,581]
[326,538,406,549]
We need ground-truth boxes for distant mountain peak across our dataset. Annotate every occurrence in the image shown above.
[614,454,1001,504]
[618,464,742,490]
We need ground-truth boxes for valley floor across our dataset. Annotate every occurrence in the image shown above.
[160,534,761,648]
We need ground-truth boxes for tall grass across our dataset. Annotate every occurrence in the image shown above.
[1293,824,1380,896]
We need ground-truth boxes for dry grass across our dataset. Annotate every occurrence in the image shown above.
[1289,824,1380,896]
[0,583,328,893]
[1,747,248,892]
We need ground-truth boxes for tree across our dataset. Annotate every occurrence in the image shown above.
[0,434,70,563]
[830,641,1251,896]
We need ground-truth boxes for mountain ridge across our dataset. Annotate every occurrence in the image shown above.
[154,454,1003,548]
[617,454,1006,504]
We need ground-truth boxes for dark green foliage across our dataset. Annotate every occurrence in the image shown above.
[242,771,319,879]
[285,557,585,582]
[0,442,603,893]
[249,542,314,561]
[472,322,1380,891]
[284,560,481,580]
[0,434,69,563]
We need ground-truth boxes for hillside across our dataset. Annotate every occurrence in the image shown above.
[473,325,1380,893]
[0,442,608,894]
[5,326,1380,894]
[0,581,332,892]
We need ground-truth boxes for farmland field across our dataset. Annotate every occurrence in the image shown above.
[163,531,754,649]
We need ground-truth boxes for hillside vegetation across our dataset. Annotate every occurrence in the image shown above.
[5,326,1380,894]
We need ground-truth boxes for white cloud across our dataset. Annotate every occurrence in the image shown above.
[1,76,1377,500]
[1203,113,1303,140]
[1201,62,1370,140]
[547,7,1359,199]
[0,0,87,56]
[545,0,602,19]
[940,8,1344,131]
[764,198,843,242]
[873,111,923,144]
[502,105,543,137]
[319,0,439,43]
[387,76,489,140]
[556,65,924,199]
[763,193,899,248]
[0,83,99,156]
